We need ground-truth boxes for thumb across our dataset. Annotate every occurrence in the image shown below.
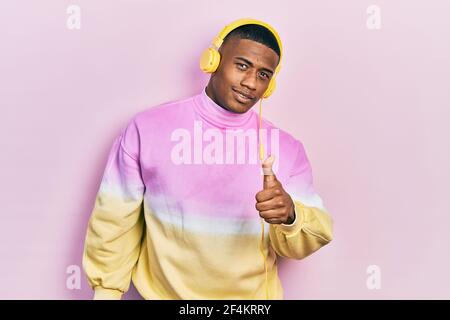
[262,155,277,188]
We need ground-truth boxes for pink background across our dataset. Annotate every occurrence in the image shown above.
[1,0,449,299]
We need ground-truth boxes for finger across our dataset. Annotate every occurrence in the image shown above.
[255,196,285,212]
[255,187,282,202]
[262,155,277,189]
[265,218,283,224]
[258,208,283,220]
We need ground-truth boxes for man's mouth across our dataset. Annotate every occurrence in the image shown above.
[232,88,255,103]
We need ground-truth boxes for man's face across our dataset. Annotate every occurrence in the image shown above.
[206,37,280,114]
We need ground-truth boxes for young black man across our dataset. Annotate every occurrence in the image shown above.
[83,18,333,300]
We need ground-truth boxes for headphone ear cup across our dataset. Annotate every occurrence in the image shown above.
[263,78,276,98]
[200,48,221,73]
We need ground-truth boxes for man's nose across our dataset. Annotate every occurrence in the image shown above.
[240,71,257,91]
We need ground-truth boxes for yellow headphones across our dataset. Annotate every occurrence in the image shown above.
[199,18,283,99]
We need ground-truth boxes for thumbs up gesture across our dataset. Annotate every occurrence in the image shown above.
[255,155,296,225]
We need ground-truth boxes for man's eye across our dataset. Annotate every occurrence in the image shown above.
[236,63,247,70]
[259,72,269,79]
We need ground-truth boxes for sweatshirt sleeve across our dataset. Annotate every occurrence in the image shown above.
[82,118,145,300]
[269,141,333,260]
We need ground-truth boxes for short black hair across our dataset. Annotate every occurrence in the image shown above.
[222,24,281,59]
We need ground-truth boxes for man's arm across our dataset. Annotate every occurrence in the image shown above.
[265,141,333,259]
[82,118,145,299]
[270,198,333,259]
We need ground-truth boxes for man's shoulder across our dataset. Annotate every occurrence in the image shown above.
[134,94,197,123]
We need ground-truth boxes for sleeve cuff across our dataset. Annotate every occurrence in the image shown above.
[93,287,123,300]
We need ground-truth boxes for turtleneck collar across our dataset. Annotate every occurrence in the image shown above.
[193,87,256,129]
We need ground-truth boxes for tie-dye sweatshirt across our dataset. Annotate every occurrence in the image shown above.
[82,88,333,300]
